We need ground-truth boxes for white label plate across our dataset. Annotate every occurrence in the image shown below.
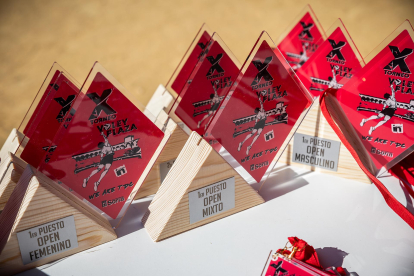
[188,177,235,224]
[16,215,78,265]
[292,133,341,171]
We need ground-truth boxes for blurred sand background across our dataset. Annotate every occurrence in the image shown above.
[0,0,413,145]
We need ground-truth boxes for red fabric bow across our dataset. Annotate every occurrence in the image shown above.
[277,237,346,275]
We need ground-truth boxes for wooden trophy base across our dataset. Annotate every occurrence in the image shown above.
[0,129,28,211]
[134,116,189,199]
[0,128,26,165]
[278,102,371,184]
[142,131,264,242]
[134,85,189,199]
[0,154,27,211]
[0,164,117,275]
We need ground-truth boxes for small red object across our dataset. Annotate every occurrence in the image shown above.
[263,237,347,276]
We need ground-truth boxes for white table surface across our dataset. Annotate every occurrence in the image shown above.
[18,164,414,276]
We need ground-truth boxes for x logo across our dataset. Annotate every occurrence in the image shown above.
[270,261,287,276]
[54,95,76,120]
[198,42,206,50]
[49,83,60,91]
[251,56,274,86]
[87,89,117,120]
[197,42,209,59]
[326,39,347,61]
[299,22,314,40]
[383,46,413,74]
[206,54,224,76]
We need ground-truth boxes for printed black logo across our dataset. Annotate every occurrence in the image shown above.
[270,261,287,276]
[299,22,314,40]
[114,165,127,177]
[384,46,413,74]
[264,130,274,141]
[251,56,274,86]
[206,54,224,76]
[87,89,117,120]
[198,42,206,50]
[54,95,76,121]
[392,124,403,133]
[326,39,346,61]
[197,42,209,59]
[49,83,60,90]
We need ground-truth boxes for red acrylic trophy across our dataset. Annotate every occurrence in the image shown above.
[205,31,314,184]
[319,20,414,229]
[295,19,365,98]
[20,63,170,225]
[142,31,312,242]
[135,24,214,199]
[333,20,414,173]
[276,19,370,184]
[20,69,81,168]
[0,63,81,211]
[276,5,326,71]
[168,32,241,135]
[140,30,242,201]
[168,24,213,99]
[264,256,333,276]
[0,64,119,275]
[146,23,213,117]
[22,68,79,139]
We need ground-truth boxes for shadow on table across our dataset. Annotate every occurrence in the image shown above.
[115,197,153,238]
[315,247,359,276]
[18,199,153,274]
[253,165,312,202]
[16,268,49,276]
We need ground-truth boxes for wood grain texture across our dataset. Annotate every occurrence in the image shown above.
[143,132,264,242]
[278,102,371,184]
[0,129,28,211]
[135,119,188,199]
[0,165,117,276]
[0,129,26,167]
[0,153,27,211]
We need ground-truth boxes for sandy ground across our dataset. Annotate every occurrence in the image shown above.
[0,0,413,145]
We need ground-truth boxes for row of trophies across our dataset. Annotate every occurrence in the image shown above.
[0,5,413,275]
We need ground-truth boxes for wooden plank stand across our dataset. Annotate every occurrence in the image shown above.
[134,115,188,199]
[134,85,189,199]
[0,128,26,164]
[142,131,264,242]
[0,153,27,212]
[0,129,28,211]
[0,164,117,275]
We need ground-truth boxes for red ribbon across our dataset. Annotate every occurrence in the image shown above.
[390,154,414,188]
[277,237,346,275]
[319,89,414,229]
